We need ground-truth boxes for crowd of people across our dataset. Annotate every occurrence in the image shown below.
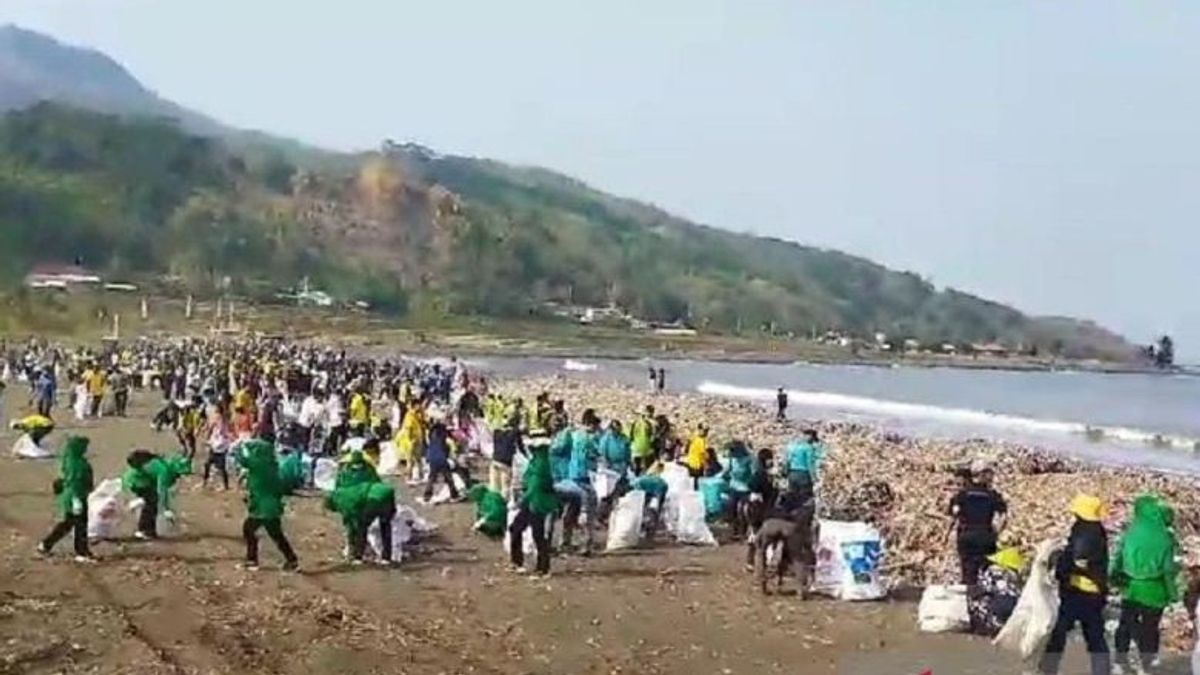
[2,336,1194,673]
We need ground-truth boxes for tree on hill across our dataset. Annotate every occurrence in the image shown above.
[1155,335,1175,369]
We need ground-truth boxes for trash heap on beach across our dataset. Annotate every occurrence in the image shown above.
[498,375,1200,650]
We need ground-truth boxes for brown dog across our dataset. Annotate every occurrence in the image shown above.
[753,500,818,597]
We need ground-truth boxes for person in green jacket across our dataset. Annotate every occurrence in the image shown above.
[509,443,559,575]
[122,450,192,539]
[336,449,380,490]
[469,484,507,539]
[237,439,298,571]
[277,448,305,495]
[325,480,397,565]
[1110,494,1179,674]
[38,436,95,561]
[629,406,655,474]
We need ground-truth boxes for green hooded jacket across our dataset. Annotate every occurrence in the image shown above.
[336,452,380,490]
[521,446,560,517]
[468,485,507,538]
[122,454,192,512]
[1110,494,1179,609]
[278,452,304,495]
[237,440,286,520]
[56,436,94,517]
[324,481,395,538]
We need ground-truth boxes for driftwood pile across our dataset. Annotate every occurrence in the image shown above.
[500,375,1200,650]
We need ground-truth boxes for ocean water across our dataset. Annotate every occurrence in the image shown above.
[478,357,1200,473]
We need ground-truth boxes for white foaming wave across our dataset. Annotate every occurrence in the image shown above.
[696,381,1196,449]
[562,360,600,372]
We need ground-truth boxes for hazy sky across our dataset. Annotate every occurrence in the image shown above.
[3,1,1198,355]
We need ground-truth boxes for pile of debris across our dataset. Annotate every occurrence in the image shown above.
[498,375,1200,650]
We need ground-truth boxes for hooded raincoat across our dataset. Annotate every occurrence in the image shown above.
[238,440,286,520]
[56,436,94,517]
[1110,494,1179,609]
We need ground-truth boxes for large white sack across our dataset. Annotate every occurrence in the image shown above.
[87,478,125,540]
[72,385,89,421]
[313,458,339,492]
[377,441,401,476]
[994,539,1060,660]
[12,433,54,459]
[474,419,494,459]
[672,491,717,546]
[367,515,406,562]
[396,505,437,539]
[918,584,970,633]
[812,519,887,601]
[606,489,645,552]
[592,468,621,501]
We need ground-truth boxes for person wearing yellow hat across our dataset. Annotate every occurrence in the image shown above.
[966,546,1025,636]
[1038,494,1110,675]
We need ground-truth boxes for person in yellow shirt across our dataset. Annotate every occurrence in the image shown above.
[685,424,710,489]
[395,401,428,483]
[348,388,371,433]
[84,366,106,418]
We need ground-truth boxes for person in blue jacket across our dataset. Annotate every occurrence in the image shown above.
[783,429,824,502]
[556,409,601,555]
[422,420,462,503]
[597,420,633,523]
[723,440,755,536]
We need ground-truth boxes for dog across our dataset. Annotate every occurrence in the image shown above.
[753,499,818,597]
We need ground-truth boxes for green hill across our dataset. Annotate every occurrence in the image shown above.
[0,25,1136,360]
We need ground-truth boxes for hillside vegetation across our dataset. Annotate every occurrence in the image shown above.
[0,103,1133,360]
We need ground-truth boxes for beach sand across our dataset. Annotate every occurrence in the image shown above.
[0,378,1187,674]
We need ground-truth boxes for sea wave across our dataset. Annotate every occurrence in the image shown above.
[562,359,600,372]
[696,381,1198,450]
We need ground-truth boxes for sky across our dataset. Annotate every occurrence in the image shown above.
[3,1,1198,356]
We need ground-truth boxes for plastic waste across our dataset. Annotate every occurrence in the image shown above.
[606,489,645,551]
[11,433,53,459]
[812,519,887,601]
[313,458,339,492]
[918,584,970,633]
[994,539,1060,660]
[86,478,125,540]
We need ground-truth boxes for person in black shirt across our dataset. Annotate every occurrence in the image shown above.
[948,459,1007,587]
[775,387,788,422]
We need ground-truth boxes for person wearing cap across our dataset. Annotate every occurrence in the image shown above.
[948,459,1007,587]
[1109,494,1179,674]
[1038,494,1110,675]
[967,546,1024,636]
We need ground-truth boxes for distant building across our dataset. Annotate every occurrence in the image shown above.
[25,263,101,289]
[971,342,1010,358]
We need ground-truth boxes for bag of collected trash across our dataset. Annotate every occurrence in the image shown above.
[396,504,437,541]
[87,478,125,540]
[812,519,886,601]
[672,491,718,546]
[377,441,401,476]
[606,489,645,551]
[593,468,621,501]
[313,458,339,492]
[11,433,54,459]
[698,477,727,520]
[918,584,970,633]
[367,513,406,562]
[73,385,89,421]
[474,419,494,459]
[994,539,1060,659]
